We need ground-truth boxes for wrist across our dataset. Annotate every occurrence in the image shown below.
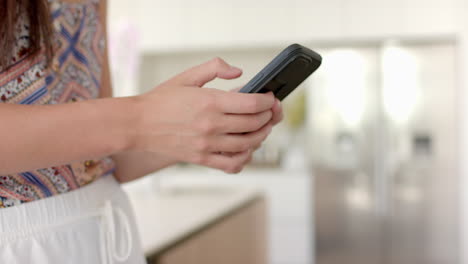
[105,96,142,153]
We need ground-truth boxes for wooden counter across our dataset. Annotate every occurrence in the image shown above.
[126,187,267,264]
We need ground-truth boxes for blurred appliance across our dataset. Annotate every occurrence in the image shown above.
[307,41,459,264]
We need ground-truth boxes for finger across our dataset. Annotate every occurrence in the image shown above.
[205,150,252,174]
[172,57,242,87]
[271,99,284,125]
[229,85,244,93]
[219,110,272,133]
[253,143,262,151]
[213,90,275,114]
[211,123,272,153]
[245,153,253,165]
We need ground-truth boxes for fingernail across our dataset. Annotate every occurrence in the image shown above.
[273,99,279,107]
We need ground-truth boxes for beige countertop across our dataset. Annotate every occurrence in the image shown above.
[126,186,262,257]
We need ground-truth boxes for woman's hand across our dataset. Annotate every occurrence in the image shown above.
[229,86,284,153]
[129,58,277,173]
[229,86,283,127]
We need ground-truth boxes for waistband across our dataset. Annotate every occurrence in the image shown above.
[0,175,133,264]
[0,175,121,233]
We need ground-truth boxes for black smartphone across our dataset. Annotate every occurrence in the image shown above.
[239,44,322,101]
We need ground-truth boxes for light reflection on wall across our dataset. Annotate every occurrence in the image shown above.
[323,49,366,129]
[382,44,421,124]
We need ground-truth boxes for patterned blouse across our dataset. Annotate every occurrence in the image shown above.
[0,0,116,208]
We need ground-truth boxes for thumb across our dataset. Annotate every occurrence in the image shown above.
[172,57,243,87]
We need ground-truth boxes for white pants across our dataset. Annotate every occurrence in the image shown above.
[0,175,146,264]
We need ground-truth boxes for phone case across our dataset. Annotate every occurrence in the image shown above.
[239,44,322,101]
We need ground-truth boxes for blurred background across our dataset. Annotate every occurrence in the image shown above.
[107,0,468,264]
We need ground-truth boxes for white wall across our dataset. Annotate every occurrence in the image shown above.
[109,0,459,53]
[456,0,468,263]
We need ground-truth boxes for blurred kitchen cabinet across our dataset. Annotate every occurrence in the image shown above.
[154,169,313,264]
[148,199,267,264]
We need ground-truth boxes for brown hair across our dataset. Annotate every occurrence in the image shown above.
[0,0,54,70]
